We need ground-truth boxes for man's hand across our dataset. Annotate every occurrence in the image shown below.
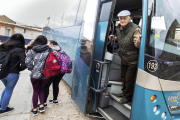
[133,35,141,48]
[108,35,116,40]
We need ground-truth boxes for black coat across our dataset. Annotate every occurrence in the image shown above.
[8,47,27,74]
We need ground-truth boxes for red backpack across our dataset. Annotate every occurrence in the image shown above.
[42,52,61,78]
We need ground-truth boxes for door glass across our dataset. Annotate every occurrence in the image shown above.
[71,0,99,114]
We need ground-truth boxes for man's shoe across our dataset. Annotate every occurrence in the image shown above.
[119,98,130,104]
[37,103,47,108]
[49,100,58,105]
[116,93,123,97]
[38,107,45,113]
[0,107,14,115]
[31,109,38,116]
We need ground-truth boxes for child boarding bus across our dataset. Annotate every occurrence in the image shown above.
[43,0,180,119]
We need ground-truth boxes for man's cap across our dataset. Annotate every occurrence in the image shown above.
[117,10,131,17]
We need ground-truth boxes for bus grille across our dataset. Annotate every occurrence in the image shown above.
[169,105,180,112]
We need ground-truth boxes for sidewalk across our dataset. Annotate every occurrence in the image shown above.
[0,69,32,120]
[0,70,92,120]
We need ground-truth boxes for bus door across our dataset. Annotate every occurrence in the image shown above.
[71,0,101,115]
[87,0,142,119]
[85,0,116,116]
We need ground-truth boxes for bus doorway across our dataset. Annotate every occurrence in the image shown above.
[88,0,142,119]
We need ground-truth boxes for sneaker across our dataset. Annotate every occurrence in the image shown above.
[37,103,47,108]
[49,100,58,104]
[44,103,47,108]
[0,107,14,115]
[119,98,130,104]
[31,109,38,116]
[38,107,45,113]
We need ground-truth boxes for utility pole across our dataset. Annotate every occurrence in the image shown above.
[47,17,50,26]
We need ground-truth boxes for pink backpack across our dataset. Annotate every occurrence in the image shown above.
[57,51,72,74]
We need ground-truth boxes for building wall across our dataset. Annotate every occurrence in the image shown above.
[14,27,42,39]
[0,24,42,40]
[0,23,14,36]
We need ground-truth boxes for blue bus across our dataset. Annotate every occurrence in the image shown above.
[43,0,180,119]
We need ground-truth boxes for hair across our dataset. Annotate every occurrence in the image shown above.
[27,35,47,51]
[48,40,58,45]
[0,33,25,51]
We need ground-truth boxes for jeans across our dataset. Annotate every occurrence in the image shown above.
[0,73,19,110]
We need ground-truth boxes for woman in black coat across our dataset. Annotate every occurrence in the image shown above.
[0,33,27,114]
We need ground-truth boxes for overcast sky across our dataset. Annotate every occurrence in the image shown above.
[0,0,65,27]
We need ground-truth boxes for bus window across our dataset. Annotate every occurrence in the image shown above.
[145,0,180,81]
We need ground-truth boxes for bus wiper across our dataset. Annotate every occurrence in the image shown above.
[161,61,180,67]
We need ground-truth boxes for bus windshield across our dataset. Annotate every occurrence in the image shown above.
[145,0,180,81]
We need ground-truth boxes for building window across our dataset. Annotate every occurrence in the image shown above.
[23,29,26,33]
[4,27,10,36]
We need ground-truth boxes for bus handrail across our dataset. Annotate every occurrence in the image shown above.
[89,86,106,93]
[93,59,111,64]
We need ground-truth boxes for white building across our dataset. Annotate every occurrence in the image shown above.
[0,15,42,44]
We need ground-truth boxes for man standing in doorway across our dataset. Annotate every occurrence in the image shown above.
[109,10,141,104]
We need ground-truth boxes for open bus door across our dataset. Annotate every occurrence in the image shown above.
[71,0,117,117]
[71,0,101,115]
[86,0,143,119]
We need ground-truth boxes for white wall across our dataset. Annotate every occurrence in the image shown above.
[14,27,42,39]
[0,26,12,36]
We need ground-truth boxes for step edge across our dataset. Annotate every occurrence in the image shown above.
[108,81,123,85]
[98,107,113,120]
[110,93,131,110]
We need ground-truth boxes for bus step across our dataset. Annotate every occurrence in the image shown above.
[86,112,105,119]
[110,93,131,110]
[108,81,123,85]
[110,67,121,70]
[98,106,129,120]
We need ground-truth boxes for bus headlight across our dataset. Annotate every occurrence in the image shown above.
[153,106,158,113]
[161,112,166,119]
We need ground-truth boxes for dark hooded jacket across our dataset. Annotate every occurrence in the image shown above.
[0,45,27,74]
[25,45,50,79]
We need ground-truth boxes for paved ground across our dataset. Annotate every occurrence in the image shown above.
[0,69,93,120]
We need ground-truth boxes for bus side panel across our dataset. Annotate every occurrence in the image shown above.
[43,26,81,87]
[71,46,91,114]
[62,50,76,87]
[54,26,81,87]
[131,84,172,120]
[71,20,95,114]
[71,0,100,114]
